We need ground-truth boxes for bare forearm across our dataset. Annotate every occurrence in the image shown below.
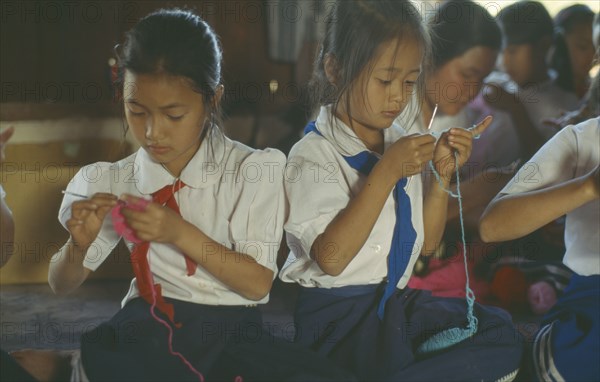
[422,176,450,255]
[480,177,596,242]
[48,240,91,295]
[175,222,274,301]
[312,162,396,276]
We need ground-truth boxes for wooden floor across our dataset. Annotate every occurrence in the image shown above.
[1,278,541,354]
[0,280,299,352]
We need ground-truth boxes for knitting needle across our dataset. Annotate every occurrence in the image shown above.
[427,104,442,139]
[427,103,438,131]
[61,190,88,199]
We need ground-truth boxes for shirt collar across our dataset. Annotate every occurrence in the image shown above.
[133,128,227,194]
[314,105,406,158]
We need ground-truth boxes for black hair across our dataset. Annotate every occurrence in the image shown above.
[309,0,430,129]
[115,9,224,141]
[497,1,554,46]
[429,0,501,70]
[550,4,595,93]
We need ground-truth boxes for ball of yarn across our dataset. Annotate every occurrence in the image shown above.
[490,266,528,311]
[111,198,150,243]
[527,281,557,315]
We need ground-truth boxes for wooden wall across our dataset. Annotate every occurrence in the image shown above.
[0,0,298,119]
[0,1,314,283]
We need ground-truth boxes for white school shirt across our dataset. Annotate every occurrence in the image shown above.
[56,130,286,306]
[279,105,425,289]
[501,117,600,276]
[486,71,579,141]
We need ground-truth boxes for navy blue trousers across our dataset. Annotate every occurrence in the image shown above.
[532,274,600,381]
[81,297,356,382]
[0,349,37,382]
[294,285,523,382]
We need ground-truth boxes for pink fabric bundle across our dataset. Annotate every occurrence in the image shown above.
[528,281,558,315]
[408,255,490,300]
[111,198,150,243]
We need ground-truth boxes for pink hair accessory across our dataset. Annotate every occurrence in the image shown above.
[528,281,558,315]
[111,197,151,243]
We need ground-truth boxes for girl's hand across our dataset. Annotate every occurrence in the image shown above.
[433,116,492,181]
[0,126,15,163]
[381,133,436,181]
[66,193,118,249]
[119,194,187,244]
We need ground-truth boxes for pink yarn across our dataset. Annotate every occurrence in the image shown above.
[148,282,205,381]
[112,197,243,381]
[111,198,206,381]
[528,281,557,315]
[111,198,150,243]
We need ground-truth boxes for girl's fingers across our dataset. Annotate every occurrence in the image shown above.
[91,192,118,199]
[454,144,471,159]
[71,200,98,210]
[71,198,115,213]
[89,195,119,208]
[120,208,153,226]
[71,197,117,222]
[90,193,118,202]
[66,218,84,227]
[448,128,475,139]
[469,116,493,137]
[71,209,90,221]
[120,208,141,221]
[71,208,92,222]
[125,218,145,232]
[126,221,154,241]
[419,133,437,142]
[134,231,152,242]
[96,205,115,219]
[448,135,472,149]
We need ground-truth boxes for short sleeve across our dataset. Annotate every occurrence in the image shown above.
[501,125,578,195]
[230,149,286,276]
[56,162,121,271]
[284,136,351,258]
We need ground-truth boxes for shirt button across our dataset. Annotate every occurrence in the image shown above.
[372,244,382,253]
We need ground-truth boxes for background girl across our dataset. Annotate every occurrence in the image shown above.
[550,4,596,100]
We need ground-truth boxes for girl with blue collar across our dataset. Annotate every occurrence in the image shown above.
[280,1,523,380]
[49,9,354,382]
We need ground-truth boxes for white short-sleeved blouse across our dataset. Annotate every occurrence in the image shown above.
[280,106,425,289]
[56,129,286,306]
[501,117,600,276]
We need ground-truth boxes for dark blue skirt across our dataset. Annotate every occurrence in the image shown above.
[294,284,523,381]
[81,297,356,382]
[0,349,37,382]
[532,274,600,381]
